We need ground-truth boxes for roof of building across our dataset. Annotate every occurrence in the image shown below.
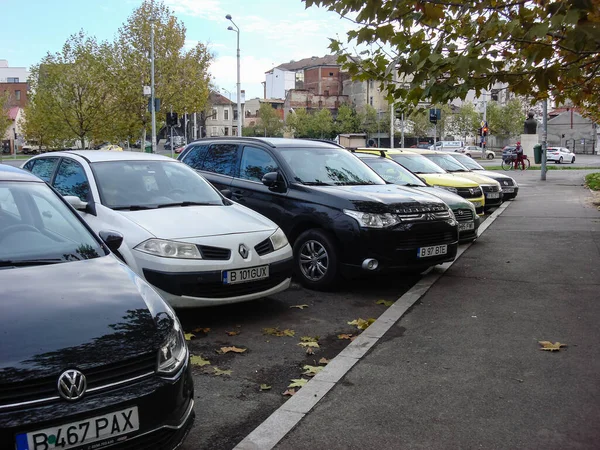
[210,91,233,106]
[271,55,340,72]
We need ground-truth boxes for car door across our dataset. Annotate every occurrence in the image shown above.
[231,145,288,224]
[196,143,239,191]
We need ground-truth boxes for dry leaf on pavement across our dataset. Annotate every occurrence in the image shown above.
[298,341,320,348]
[226,330,240,336]
[283,389,296,396]
[263,327,295,337]
[338,334,353,340]
[290,304,309,309]
[538,341,567,351]
[192,327,211,334]
[300,336,319,342]
[305,347,315,355]
[376,300,395,307]
[184,333,195,341]
[348,318,376,331]
[288,378,308,388]
[318,357,330,365]
[213,367,232,376]
[189,355,211,367]
[219,346,247,354]
[302,365,323,377]
[260,384,272,391]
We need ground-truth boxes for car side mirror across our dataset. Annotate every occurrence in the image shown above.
[64,195,97,216]
[220,189,233,199]
[99,230,123,253]
[262,172,286,191]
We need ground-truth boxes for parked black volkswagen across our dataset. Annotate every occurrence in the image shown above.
[178,137,460,289]
[0,165,194,449]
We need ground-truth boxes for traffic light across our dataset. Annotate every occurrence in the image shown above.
[478,127,483,136]
[395,108,403,120]
[483,126,489,136]
[491,90,499,101]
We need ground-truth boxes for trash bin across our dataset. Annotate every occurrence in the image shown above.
[144,143,153,153]
[533,144,542,164]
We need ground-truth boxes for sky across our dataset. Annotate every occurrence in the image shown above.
[0,0,355,101]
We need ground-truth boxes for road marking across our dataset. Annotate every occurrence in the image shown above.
[233,202,512,450]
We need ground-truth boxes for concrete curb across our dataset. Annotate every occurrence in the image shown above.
[233,202,511,450]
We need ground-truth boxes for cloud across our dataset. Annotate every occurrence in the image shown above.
[210,54,276,98]
[165,0,225,20]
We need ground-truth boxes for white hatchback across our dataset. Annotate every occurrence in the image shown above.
[22,151,293,307]
[546,147,576,164]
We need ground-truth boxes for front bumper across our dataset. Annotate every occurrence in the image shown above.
[143,257,294,307]
[337,219,459,274]
[1,360,194,450]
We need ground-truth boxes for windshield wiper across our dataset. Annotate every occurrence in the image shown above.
[447,169,469,173]
[403,183,425,187]
[157,201,220,208]
[0,258,64,267]
[303,181,333,186]
[112,205,156,211]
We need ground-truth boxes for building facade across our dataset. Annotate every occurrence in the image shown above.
[244,98,284,128]
[543,108,598,154]
[205,91,246,137]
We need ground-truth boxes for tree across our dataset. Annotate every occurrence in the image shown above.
[0,92,11,140]
[407,109,431,138]
[486,98,526,139]
[310,108,334,138]
[20,97,66,150]
[452,103,481,140]
[306,0,600,109]
[258,103,284,137]
[334,104,360,134]
[286,108,312,137]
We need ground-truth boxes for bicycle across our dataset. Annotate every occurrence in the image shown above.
[501,154,530,171]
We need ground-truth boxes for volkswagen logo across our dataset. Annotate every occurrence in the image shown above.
[57,369,87,401]
[238,244,249,259]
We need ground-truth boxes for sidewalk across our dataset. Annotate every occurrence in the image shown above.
[240,170,600,450]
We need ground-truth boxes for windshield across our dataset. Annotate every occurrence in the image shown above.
[92,160,225,209]
[279,148,385,186]
[359,157,427,187]
[451,154,484,170]
[389,154,446,174]
[424,154,470,173]
[0,181,105,265]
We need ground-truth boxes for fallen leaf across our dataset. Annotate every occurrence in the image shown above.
[213,367,232,376]
[192,327,211,334]
[302,365,323,377]
[226,330,241,336]
[348,318,376,331]
[290,304,309,309]
[283,329,296,337]
[283,389,296,396]
[260,384,272,391]
[189,355,211,367]
[288,378,308,388]
[300,336,319,342]
[338,334,353,340]
[318,357,330,365]
[538,341,567,351]
[184,333,196,341]
[376,299,395,307]
[220,346,247,354]
[305,347,315,355]
[263,327,295,337]
[298,341,320,348]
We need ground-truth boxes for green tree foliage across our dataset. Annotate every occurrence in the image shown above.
[407,109,431,138]
[286,108,312,138]
[486,98,526,139]
[452,103,481,140]
[258,103,284,137]
[334,103,360,134]
[0,92,11,140]
[306,0,600,110]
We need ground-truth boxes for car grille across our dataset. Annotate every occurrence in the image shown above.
[0,353,156,409]
[481,185,500,193]
[107,418,192,450]
[198,245,231,260]
[178,273,289,298]
[454,209,474,222]
[455,187,482,198]
[401,230,457,247]
[254,238,274,256]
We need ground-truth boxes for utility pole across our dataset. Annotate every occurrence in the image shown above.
[401,112,405,148]
[541,97,548,180]
[150,18,157,154]
[226,15,242,137]
[482,91,487,158]
[170,105,174,160]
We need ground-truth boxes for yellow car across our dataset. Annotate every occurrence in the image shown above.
[100,144,123,152]
[354,148,486,214]
[405,149,503,209]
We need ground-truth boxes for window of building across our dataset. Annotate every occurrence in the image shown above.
[233,109,238,121]
[7,77,19,83]
[212,126,217,136]
[15,90,21,101]
[224,109,229,120]
[369,80,374,89]
[370,96,374,106]
[329,72,334,77]
[212,109,218,120]
[224,127,229,136]
[324,90,330,96]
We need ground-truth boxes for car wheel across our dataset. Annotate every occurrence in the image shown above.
[293,229,339,290]
[486,153,494,160]
[466,153,471,158]
[558,156,563,164]
[571,156,575,163]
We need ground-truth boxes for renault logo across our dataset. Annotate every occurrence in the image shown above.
[239,244,249,259]
[58,369,87,401]
[503,181,509,185]
[469,188,475,195]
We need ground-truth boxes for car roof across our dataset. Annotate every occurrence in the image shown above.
[188,137,341,149]
[35,150,176,163]
[0,164,44,182]
[353,148,415,155]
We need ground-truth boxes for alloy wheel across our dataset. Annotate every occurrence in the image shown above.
[299,240,329,281]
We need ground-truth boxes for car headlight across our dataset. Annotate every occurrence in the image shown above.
[135,239,202,259]
[433,185,458,194]
[269,228,289,251]
[158,317,187,375]
[344,210,400,228]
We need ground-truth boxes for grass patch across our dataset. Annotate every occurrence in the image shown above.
[585,173,600,191]
[485,165,600,171]
[0,155,30,160]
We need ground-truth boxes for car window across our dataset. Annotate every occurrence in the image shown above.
[0,186,20,218]
[53,158,90,201]
[0,182,105,264]
[182,144,210,170]
[359,157,426,187]
[203,144,238,176]
[389,154,446,174]
[28,157,59,182]
[239,146,278,182]
[424,154,469,173]
[452,154,483,170]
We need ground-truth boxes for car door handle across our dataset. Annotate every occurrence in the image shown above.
[232,190,245,196]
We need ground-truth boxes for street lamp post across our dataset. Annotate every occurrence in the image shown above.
[150,18,157,154]
[226,14,242,137]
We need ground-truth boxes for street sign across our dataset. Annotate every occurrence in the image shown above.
[143,86,151,96]
[429,108,441,124]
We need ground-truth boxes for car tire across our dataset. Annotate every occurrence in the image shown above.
[571,156,575,163]
[558,156,563,164]
[466,153,471,158]
[487,153,494,160]
[293,229,339,290]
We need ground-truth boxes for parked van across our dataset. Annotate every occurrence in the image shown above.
[429,141,464,152]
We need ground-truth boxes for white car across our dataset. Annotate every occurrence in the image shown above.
[459,145,495,160]
[22,151,293,307]
[546,146,575,164]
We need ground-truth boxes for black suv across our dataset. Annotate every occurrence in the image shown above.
[178,137,459,289]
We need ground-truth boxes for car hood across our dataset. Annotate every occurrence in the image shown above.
[447,171,500,186]
[472,169,515,181]
[419,173,480,187]
[305,184,447,213]
[0,256,165,383]
[118,204,276,239]
[406,186,473,210]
